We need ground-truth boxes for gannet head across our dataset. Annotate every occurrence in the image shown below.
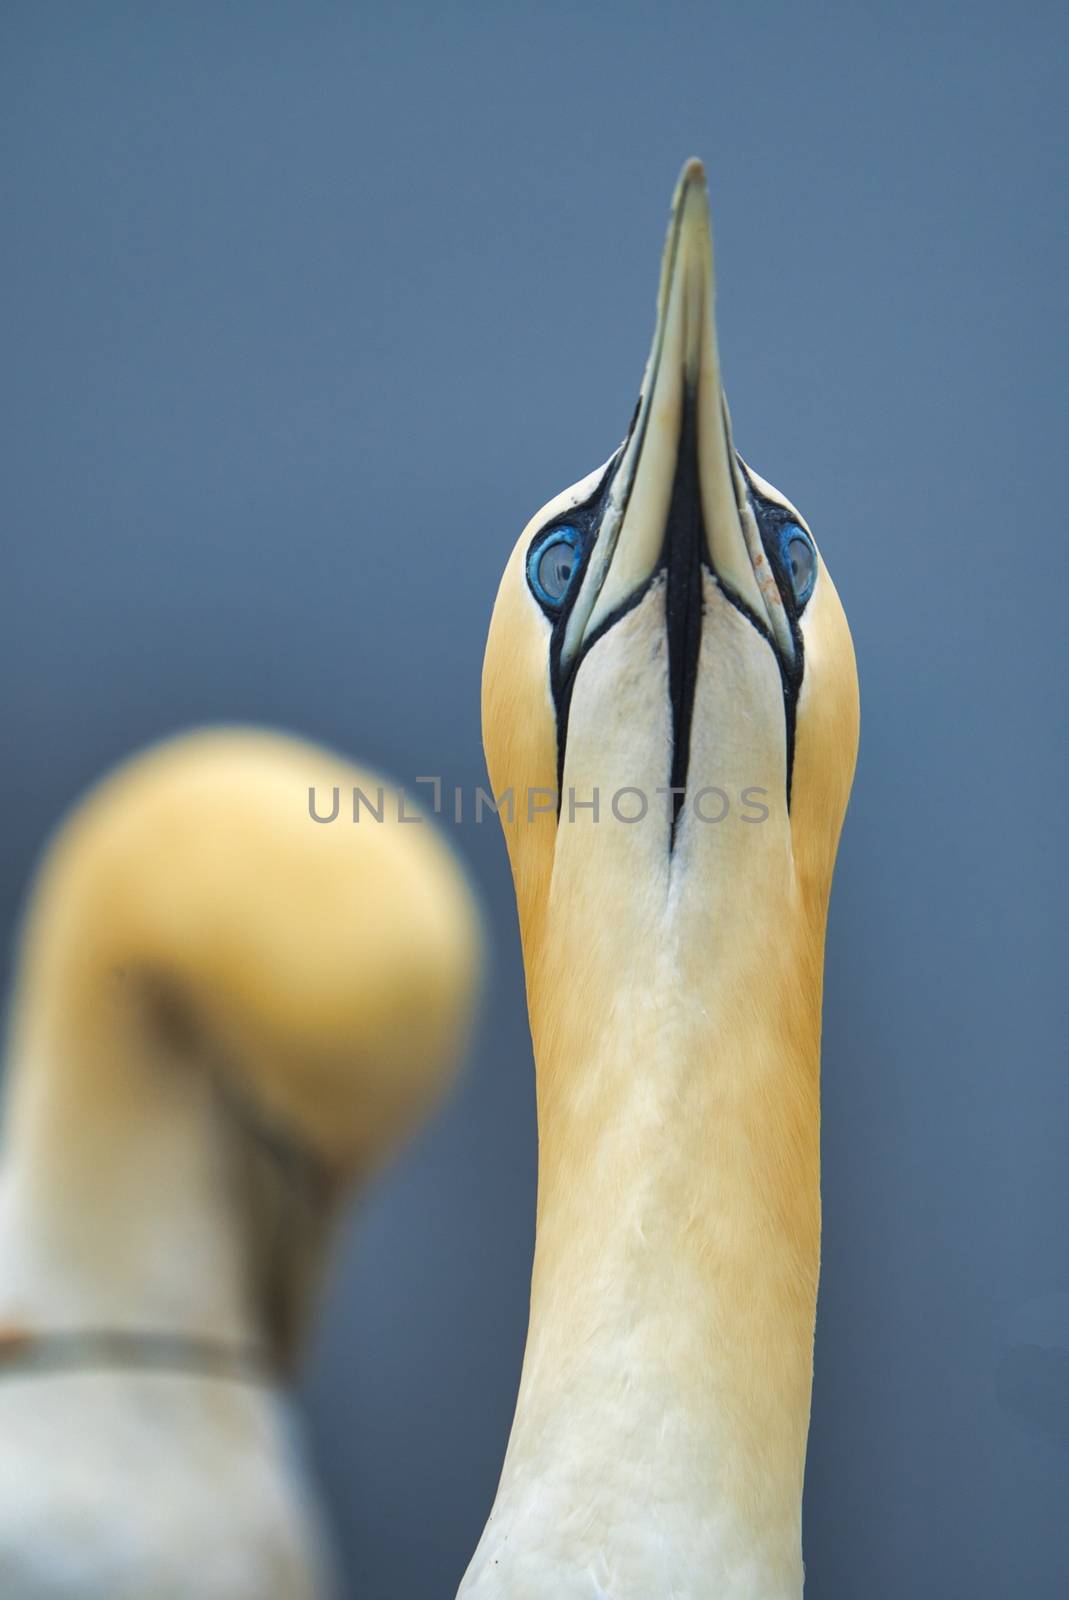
[483,161,859,979]
[5,730,483,1364]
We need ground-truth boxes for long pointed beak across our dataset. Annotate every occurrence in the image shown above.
[561,159,794,673]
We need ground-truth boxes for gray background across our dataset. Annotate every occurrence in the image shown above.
[1,2,1066,1595]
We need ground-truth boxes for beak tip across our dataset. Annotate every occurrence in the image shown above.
[670,158,712,251]
[675,158,709,214]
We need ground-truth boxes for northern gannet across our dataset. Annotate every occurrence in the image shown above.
[460,161,859,1599]
[0,728,481,1598]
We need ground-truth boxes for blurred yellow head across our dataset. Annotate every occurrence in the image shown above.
[11,729,483,1176]
[4,729,483,1360]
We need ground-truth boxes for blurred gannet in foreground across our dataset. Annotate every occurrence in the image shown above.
[0,728,481,1598]
[459,161,859,1597]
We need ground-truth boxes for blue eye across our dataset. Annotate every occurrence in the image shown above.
[779,524,817,609]
[528,525,582,609]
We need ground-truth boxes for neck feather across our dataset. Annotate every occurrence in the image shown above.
[0,1010,267,1343]
[462,881,824,1599]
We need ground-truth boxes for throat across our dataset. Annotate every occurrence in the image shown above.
[0,1044,266,1347]
[463,949,821,1598]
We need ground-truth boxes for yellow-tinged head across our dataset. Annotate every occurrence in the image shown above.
[483,161,859,1025]
[9,728,483,1177]
[3,729,483,1361]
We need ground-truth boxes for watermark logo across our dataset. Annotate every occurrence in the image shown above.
[308,778,771,827]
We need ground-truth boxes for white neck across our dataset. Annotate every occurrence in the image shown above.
[460,931,820,1600]
[0,1039,260,1344]
[0,1043,336,1600]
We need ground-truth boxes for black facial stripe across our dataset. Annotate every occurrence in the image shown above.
[735,457,808,807]
[663,382,705,842]
[539,446,630,798]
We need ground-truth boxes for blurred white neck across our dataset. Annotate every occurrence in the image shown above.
[0,1042,256,1343]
